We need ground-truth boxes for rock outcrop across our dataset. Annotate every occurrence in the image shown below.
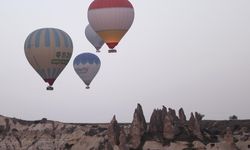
[107,115,120,146]
[129,103,147,149]
[168,108,179,122]
[148,108,164,136]
[188,112,203,140]
[0,115,109,150]
[0,104,250,150]
[163,114,175,140]
[178,108,186,125]
[119,127,129,150]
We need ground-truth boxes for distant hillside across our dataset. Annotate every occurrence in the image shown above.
[0,104,249,150]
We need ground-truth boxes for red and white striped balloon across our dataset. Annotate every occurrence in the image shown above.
[88,0,135,53]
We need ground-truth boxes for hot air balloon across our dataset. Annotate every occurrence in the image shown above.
[73,53,101,89]
[88,0,134,53]
[85,24,104,53]
[24,28,73,90]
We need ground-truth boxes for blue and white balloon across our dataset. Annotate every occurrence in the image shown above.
[73,53,101,89]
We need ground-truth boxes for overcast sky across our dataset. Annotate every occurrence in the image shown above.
[0,0,250,123]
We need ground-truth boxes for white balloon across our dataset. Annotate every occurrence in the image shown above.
[85,24,104,52]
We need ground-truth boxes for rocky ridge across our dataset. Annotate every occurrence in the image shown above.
[0,104,250,150]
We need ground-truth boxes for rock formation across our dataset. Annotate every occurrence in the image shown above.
[178,108,186,124]
[107,115,120,146]
[163,114,175,140]
[188,112,203,140]
[192,140,206,149]
[0,115,108,149]
[129,103,147,149]
[0,105,250,150]
[224,127,234,144]
[119,127,129,150]
[195,112,204,122]
[219,127,239,150]
[148,108,164,136]
[161,106,168,123]
[168,108,179,122]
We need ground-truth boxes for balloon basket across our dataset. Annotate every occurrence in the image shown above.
[86,86,90,89]
[108,49,117,53]
[96,50,101,53]
[46,86,54,91]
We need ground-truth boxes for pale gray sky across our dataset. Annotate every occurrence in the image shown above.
[0,0,250,123]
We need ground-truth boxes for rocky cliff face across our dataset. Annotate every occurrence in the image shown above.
[0,104,250,150]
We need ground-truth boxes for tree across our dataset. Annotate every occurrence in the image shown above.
[229,115,238,120]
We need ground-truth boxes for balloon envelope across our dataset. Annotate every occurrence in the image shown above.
[73,53,101,89]
[85,24,104,52]
[24,28,73,90]
[88,0,134,52]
